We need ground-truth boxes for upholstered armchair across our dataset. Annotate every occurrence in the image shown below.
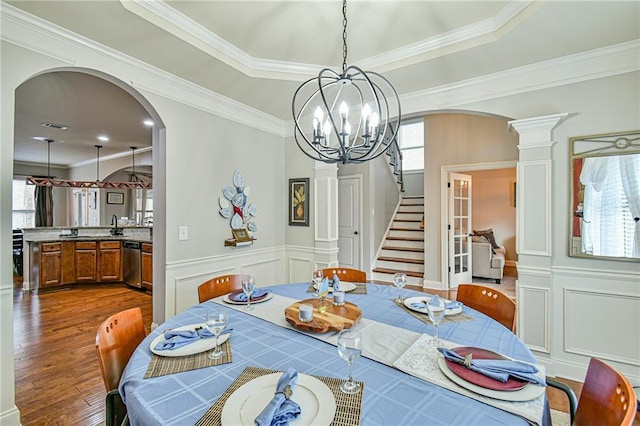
[471,242,506,283]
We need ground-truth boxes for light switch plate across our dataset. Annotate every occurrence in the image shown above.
[179,226,188,240]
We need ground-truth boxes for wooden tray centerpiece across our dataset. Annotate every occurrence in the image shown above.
[284,298,362,333]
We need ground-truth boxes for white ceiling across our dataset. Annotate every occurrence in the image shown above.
[7,0,639,166]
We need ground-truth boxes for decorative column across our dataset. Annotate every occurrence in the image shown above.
[509,113,568,357]
[313,162,340,269]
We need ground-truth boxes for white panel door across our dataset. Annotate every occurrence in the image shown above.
[338,176,361,269]
[448,172,472,287]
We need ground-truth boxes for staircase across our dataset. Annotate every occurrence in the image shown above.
[372,195,425,286]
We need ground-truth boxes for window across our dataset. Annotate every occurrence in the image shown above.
[12,179,35,229]
[398,120,424,171]
[135,189,153,225]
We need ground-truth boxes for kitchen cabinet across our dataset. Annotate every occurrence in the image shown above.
[40,242,62,287]
[31,241,74,292]
[75,241,97,282]
[28,238,131,292]
[141,243,152,290]
[98,241,122,282]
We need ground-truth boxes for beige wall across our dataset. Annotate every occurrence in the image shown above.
[461,168,517,262]
[423,112,519,285]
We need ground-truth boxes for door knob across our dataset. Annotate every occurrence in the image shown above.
[354,231,358,235]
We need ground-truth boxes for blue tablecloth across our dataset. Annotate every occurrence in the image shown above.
[120,283,550,425]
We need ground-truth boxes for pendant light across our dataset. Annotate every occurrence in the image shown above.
[292,0,401,164]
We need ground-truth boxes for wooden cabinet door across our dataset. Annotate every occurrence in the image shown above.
[75,242,97,282]
[40,250,62,287]
[98,241,122,282]
[141,244,152,290]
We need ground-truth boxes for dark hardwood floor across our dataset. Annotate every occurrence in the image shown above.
[13,280,152,426]
[12,277,601,425]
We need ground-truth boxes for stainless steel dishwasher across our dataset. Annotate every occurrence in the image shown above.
[123,241,142,288]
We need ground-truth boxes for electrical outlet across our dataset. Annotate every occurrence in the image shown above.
[179,226,188,241]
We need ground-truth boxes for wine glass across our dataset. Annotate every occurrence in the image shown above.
[337,329,362,394]
[426,295,446,349]
[393,273,407,303]
[241,276,255,311]
[205,310,228,360]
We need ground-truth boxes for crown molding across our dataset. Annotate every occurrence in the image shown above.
[123,0,536,78]
[355,0,535,72]
[121,0,319,81]
[399,39,640,116]
[0,2,287,137]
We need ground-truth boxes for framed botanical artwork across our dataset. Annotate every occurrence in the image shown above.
[289,178,309,226]
[106,192,124,204]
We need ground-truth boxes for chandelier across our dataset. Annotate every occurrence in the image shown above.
[292,0,402,164]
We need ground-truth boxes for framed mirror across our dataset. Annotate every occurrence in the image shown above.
[569,130,640,261]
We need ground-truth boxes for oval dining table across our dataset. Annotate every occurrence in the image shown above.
[119,282,551,425]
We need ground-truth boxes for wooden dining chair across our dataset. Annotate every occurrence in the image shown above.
[197,274,251,303]
[455,284,516,332]
[322,267,367,283]
[547,357,637,426]
[95,307,146,426]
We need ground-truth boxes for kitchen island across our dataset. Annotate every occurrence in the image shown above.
[21,227,152,294]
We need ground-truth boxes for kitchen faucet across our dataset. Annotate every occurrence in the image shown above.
[110,214,123,236]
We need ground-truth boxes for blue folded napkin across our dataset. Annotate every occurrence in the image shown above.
[231,288,271,302]
[332,273,340,291]
[254,368,301,426]
[437,347,545,386]
[154,328,230,351]
[316,277,329,295]
[410,300,463,310]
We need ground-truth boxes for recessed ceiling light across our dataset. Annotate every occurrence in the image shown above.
[143,119,154,127]
[97,135,109,142]
[41,122,69,130]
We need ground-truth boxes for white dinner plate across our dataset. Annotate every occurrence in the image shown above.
[221,373,337,425]
[403,296,463,316]
[150,323,230,357]
[222,291,274,305]
[437,355,546,402]
[313,281,357,293]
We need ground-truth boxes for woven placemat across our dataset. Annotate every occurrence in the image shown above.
[393,300,474,324]
[144,340,232,378]
[196,366,364,426]
[306,283,368,295]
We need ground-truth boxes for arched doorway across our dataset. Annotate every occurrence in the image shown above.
[9,67,166,422]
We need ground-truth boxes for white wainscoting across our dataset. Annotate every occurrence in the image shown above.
[164,245,321,317]
[550,266,640,384]
[518,283,550,354]
[287,245,317,284]
[165,246,287,317]
[564,287,640,366]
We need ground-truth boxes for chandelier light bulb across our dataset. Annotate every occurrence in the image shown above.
[339,101,349,119]
[362,104,371,121]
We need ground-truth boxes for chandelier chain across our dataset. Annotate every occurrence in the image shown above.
[342,0,348,74]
